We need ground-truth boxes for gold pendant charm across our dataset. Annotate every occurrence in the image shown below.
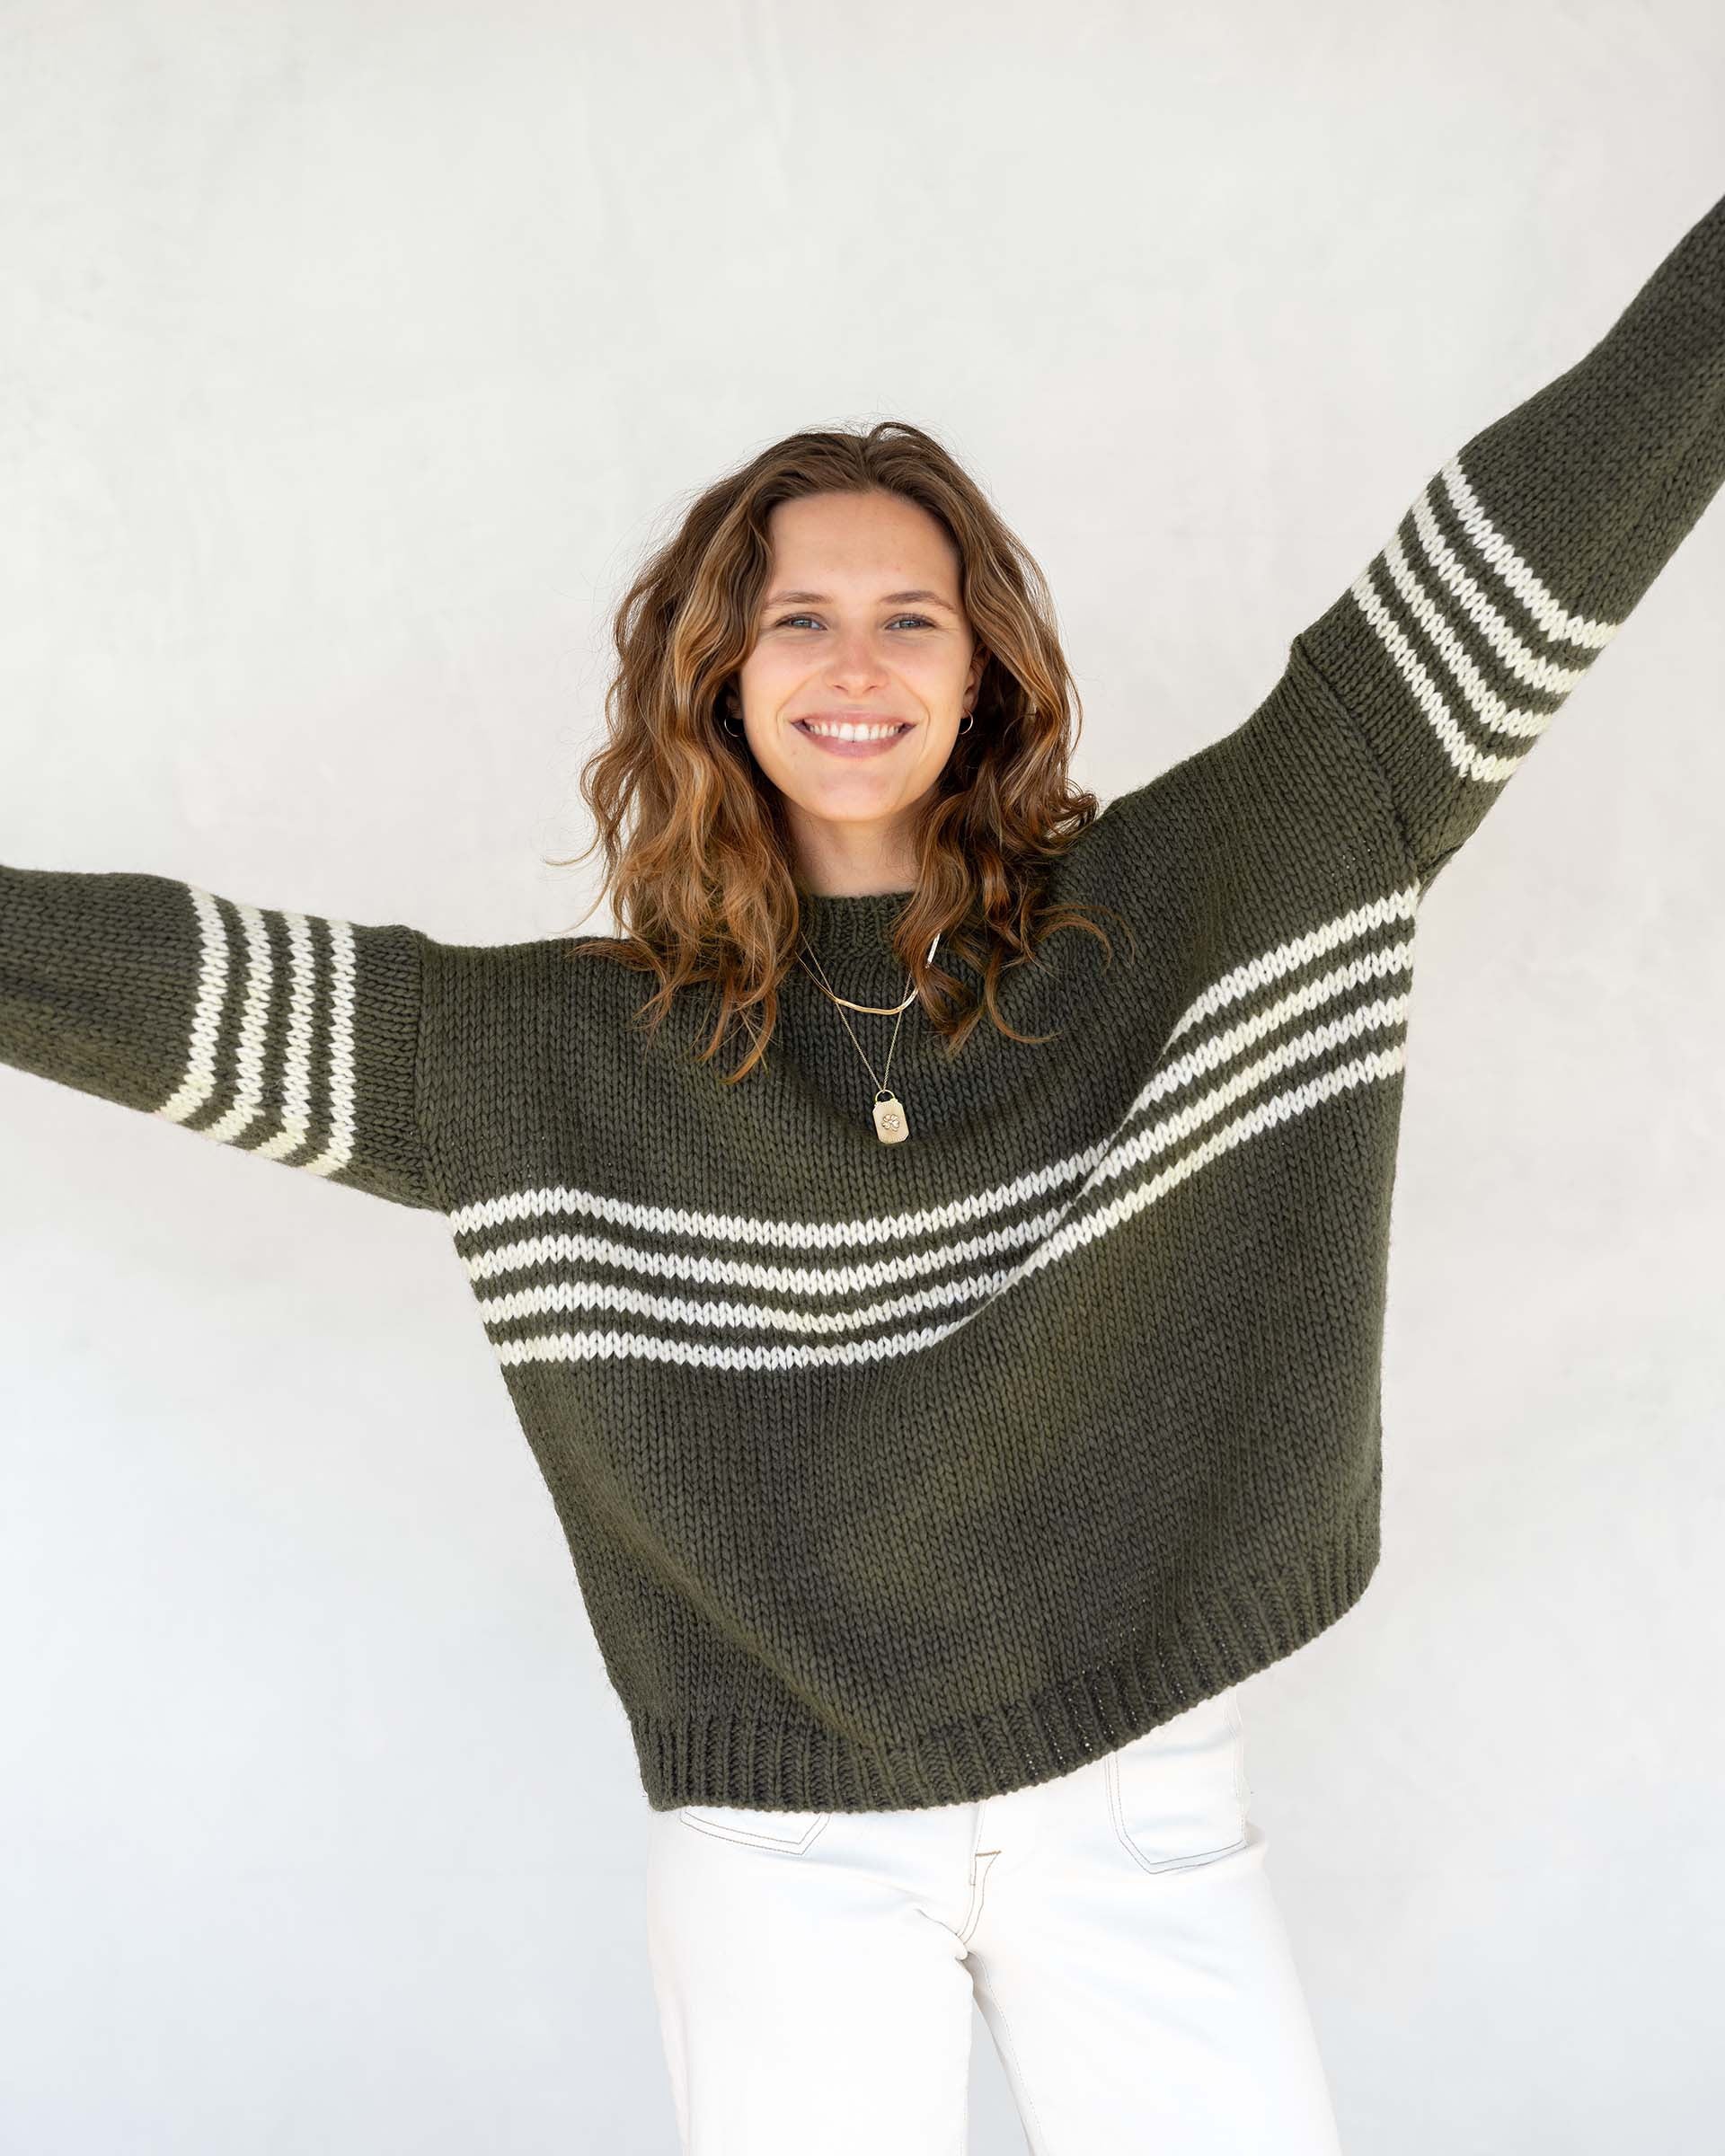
[872,1089,910,1144]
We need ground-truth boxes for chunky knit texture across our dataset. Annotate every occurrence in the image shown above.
[5,191,1721,1813]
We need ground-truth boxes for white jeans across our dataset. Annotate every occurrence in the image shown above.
[642,1687,1343,2154]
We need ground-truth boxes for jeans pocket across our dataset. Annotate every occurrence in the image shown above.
[1106,1690,1251,1876]
[675,1803,833,1854]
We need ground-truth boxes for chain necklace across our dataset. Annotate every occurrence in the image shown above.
[796,929,942,1145]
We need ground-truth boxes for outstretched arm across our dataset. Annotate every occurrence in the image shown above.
[1,863,440,1211]
[1293,186,1724,892]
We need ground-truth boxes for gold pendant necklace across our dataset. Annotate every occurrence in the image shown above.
[797,930,942,1144]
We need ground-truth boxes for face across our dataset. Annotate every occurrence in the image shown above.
[730,489,987,889]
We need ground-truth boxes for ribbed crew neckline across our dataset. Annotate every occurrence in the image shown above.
[794,887,918,959]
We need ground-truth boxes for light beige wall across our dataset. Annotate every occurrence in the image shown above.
[3,2,1721,2149]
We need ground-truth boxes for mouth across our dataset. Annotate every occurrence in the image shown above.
[792,717,915,757]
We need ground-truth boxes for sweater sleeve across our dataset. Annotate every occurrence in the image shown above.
[0,863,441,1212]
[1291,188,1725,892]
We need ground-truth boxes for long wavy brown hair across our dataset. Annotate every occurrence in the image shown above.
[551,419,1134,1082]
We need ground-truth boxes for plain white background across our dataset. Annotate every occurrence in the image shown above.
[3,3,1722,2149]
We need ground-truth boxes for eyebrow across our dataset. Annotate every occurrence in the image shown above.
[760,588,958,611]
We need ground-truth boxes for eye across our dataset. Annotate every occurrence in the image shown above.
[772,614,937,631]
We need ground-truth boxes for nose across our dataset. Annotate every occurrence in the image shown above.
[823,630,890,691]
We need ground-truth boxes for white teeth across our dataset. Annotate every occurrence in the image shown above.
[798,720,907,740]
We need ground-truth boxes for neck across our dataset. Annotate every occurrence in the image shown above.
[787,813,921,899]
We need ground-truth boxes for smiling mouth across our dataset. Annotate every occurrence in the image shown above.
[792,719,914,742]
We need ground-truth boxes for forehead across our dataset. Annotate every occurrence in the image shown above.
[765,490,959,586]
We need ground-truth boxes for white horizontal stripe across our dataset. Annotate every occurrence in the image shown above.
[448,890,1420,1254]
[1156,932,1412,1085]
[473,989,1412,1337]
[489,1045,1409,1371]
[1410,478,1593,694]
[1162,890,1416,1049]
[1438,453,1619,650]
[469,1200,1066,1298]
[203,902,274,1145]
[155,885,229,1127]
[298,916,358,1180]
[452,1139,1095,1256]
[1382,527,1566,746]
[481,1252,1015,1335]
[253,911,322,1162]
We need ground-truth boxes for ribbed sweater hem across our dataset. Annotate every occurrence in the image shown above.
[632,1471,1381,1813]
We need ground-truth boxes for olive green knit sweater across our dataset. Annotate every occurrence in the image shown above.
[5,190,1721,1813]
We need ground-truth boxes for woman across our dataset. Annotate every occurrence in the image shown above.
[4,188,1721,2152]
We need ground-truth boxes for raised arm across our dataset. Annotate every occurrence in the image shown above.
[1292,187,1724,892]
[1,863,440,1211]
